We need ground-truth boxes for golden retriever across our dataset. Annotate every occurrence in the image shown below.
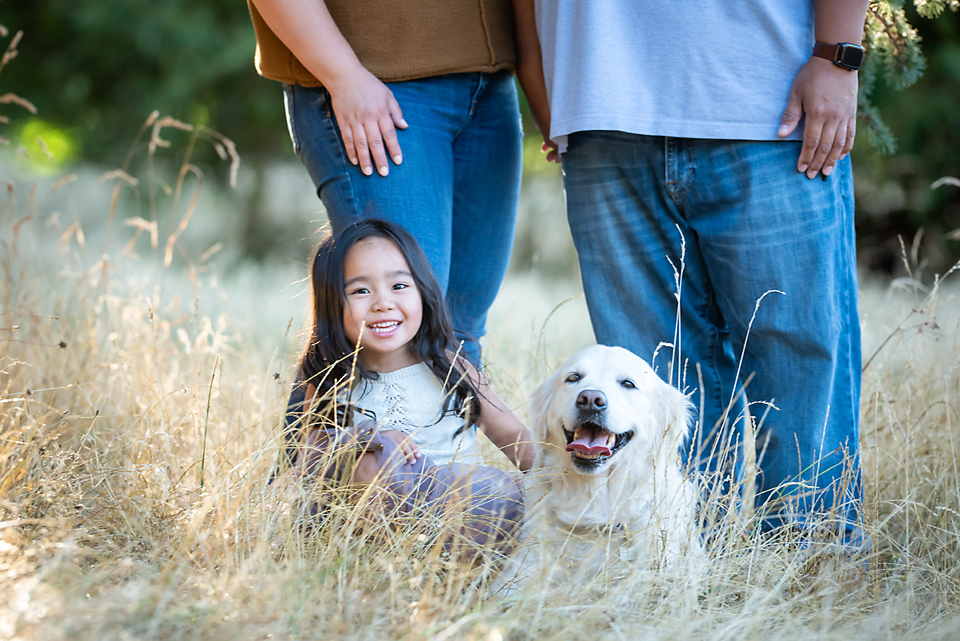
[493,345,703,594]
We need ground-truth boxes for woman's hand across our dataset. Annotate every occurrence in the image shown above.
[542,139,561,164]
[250,0,408,177]
[326,68,408,178]
[379,429,421,465]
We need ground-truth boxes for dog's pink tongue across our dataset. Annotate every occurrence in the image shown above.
[566,434,612,456]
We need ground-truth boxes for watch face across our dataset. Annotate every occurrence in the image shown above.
[838,45,864,70]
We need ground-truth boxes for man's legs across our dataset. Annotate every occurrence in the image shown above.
[684,139,862,542]
[563,132,747,488]
[563,132,863,543]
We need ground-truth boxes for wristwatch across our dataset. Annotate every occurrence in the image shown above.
[812,41,865,71]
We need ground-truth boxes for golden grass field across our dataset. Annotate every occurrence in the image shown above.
[2,111,960,641]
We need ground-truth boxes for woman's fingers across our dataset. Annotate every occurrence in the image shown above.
[400,436,420,464]
[398,442,419,464]
[542,140,561,164]
[386,96,407,165]
[349,124,373,175]
[329,71,406,178]
[339,122,361,168]
[363,119,390,177]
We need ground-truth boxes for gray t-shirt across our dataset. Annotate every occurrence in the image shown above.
[536,0,813,150]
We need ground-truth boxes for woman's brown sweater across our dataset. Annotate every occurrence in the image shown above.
[247,0,517,87]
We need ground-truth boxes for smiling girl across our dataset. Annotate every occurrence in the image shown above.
[290,219,533,556]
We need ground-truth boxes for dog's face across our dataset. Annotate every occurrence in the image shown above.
[533,345,692,476]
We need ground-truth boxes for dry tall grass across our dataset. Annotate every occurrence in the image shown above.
[3,118,960,641]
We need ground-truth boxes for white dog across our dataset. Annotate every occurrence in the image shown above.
[494,345,703,594]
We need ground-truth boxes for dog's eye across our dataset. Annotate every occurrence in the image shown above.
[620,379,636,389]
[565,372,581,383]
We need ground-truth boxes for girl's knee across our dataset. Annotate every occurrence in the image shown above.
[350,452,380,484]
[475,468,524,502]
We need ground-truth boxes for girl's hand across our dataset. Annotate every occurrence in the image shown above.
[379,429,421,465]
[327,68,408,178]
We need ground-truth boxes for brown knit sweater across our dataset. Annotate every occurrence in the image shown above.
[247,0,517,87]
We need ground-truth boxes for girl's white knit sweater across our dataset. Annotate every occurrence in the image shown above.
[348,362,483,465]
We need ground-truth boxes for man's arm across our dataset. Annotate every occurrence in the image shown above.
[777,0,869,179]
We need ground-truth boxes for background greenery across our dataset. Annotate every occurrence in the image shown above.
[1,1,958,274]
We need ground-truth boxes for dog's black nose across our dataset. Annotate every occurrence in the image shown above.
[576,389,607,411]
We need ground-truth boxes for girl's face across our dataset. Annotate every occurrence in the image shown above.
[341,236,424,372]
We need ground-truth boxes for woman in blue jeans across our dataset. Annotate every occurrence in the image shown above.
[247,0,536,471]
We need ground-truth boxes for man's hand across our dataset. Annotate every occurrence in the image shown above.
[778,56,859,179]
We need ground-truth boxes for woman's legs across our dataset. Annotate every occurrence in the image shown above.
[284,72,521,362]
[447,72,522,355]
[276,73,521,474]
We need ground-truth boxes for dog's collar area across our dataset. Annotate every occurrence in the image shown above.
[563,421,635,470]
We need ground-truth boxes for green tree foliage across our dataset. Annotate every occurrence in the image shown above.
[1,0,957,271]
[861,0,956,153]
[855,1,960,275]
[0,0,286,164]
[1,0,951,163]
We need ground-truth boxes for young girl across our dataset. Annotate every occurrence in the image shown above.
[290,219,534,556]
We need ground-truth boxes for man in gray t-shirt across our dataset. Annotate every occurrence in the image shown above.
[515,0,869,552]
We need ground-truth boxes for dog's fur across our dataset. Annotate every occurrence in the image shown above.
[494,345,703,593]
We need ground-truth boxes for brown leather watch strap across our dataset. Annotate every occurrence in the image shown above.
[812,41,841,64]
[812,41,864,70]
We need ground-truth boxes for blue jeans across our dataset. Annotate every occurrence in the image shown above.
[284,71,523,362]
[563,132,863,542]
[277,72,522,473]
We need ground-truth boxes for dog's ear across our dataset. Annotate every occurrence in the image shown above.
[530,369,562,444]
[657,380,694,457]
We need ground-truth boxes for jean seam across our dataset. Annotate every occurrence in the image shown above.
[284,84,301,156]
[313,88,363,219]
[703,296,725,450]
[455,72,484,137]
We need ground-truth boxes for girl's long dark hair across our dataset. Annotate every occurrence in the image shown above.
[298,219,482,430]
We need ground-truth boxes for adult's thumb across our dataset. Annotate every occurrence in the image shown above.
[778,97,802,138]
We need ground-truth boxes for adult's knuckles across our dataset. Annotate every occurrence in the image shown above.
[781,109,801,123]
